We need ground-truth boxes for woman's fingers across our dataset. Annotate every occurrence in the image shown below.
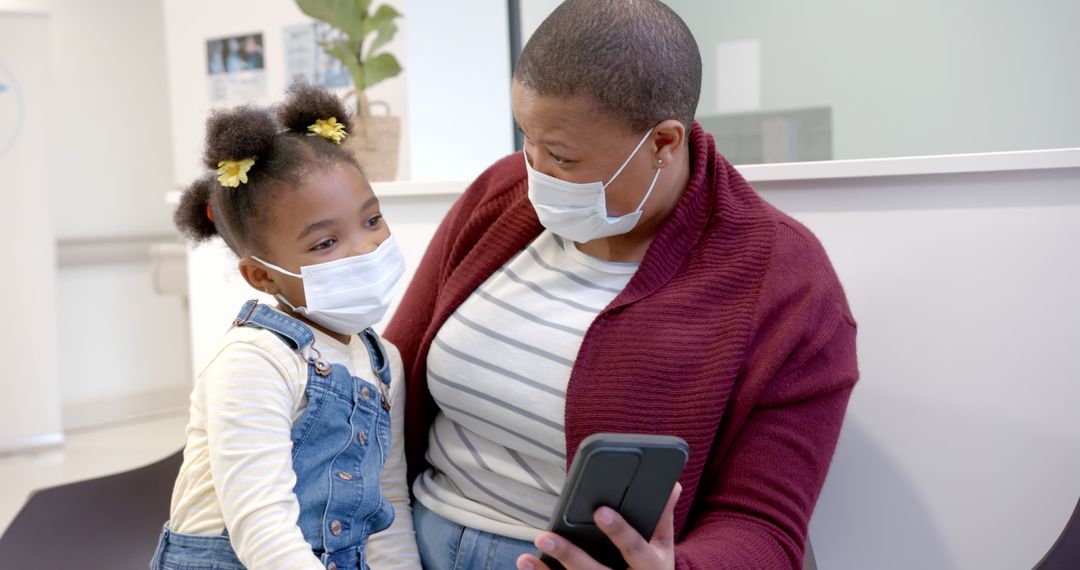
[520,484,683,570]
[650,483,682,549]
[516,553,552,570]
[520,532,609,570]
[594,506,657,568]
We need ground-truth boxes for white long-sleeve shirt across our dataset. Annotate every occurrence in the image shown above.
[168,312,420,569]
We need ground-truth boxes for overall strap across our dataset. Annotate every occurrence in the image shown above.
[231,299,315,352]
[358,328,393,411]
[358,328,392,387]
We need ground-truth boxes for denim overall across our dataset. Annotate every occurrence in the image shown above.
[151,300,395,570]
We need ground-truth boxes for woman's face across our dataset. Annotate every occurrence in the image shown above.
[511,80,661,218]
[254,162,391,310]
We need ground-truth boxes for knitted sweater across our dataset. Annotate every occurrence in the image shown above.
[384,123,858,569]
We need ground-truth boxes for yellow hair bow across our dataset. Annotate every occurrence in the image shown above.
[308,117,348,144]
[216,157,256,188]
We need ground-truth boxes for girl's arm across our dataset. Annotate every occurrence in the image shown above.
[365,342,422,568]
[204,341,324,570]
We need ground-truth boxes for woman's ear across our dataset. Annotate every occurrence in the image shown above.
[238,257,280,295]
[652,119,686,169]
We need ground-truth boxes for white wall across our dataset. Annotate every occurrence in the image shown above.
[56,258,191,429]
[0,11,63,451]
[404,0,514,180]
[519,0,562,45]
[43,0,191,430]
[664,0,1080,160]
[0,0,195,437]
[0,0,48,12]
[749,164,1080,569]
[50,0,176,239]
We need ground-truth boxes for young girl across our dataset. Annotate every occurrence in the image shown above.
[152,84,420,570]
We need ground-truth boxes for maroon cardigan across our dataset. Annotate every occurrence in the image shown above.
[384,123,858,569]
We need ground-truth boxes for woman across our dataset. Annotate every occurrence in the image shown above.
[384,1,858,568]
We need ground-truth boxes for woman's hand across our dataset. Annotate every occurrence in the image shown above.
[516,483,682,570]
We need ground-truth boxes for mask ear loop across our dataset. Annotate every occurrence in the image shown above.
[251,255,302,278]
[251,256,306,312]
[631,168,662,214]
[603,127,655,189]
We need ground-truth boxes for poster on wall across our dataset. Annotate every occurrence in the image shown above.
[206,32,267,102]
[283,23,351,92]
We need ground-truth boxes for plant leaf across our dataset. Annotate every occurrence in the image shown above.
[362,52,402,89]
[296,0,368,41]
[360,4,402,32]
[362,4,401,56]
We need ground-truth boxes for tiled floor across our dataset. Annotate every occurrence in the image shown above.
[0,412,188,536]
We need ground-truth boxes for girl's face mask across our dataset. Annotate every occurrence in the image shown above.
[252,235,405,335]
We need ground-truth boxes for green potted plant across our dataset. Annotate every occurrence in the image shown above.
[296,0,404,180]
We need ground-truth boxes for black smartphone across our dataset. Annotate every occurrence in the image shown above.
[540,433,689,570]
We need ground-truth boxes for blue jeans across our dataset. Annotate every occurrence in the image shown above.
[413,500,538,570]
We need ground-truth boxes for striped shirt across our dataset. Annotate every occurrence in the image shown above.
[414,231,638,541]
[168,308,420,569]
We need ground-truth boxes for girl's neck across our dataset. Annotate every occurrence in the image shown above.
[274,302,353,345]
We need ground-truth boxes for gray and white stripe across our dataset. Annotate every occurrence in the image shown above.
[417,230,637,538]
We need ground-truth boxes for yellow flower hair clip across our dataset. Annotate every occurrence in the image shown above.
[308,117,348,144]
[217,157,256,188]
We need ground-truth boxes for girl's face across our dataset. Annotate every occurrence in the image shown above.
[240,162,390,314]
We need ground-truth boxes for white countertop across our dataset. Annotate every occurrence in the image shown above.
[166,147,1080,204]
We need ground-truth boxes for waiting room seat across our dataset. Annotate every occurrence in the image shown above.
[1033,497,1080,570]
[0,450,182,569]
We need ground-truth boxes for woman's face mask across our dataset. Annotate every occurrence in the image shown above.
[525,127,660,243]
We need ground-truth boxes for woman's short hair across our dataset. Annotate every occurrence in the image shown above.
[515,0,702,133]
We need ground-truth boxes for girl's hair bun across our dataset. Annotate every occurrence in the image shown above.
[278,81,351,135]
[203,105,278,169]
[174,174,218,243]
[177,83,361,253]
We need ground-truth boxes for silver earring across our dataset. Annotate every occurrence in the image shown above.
[657,158,664,165]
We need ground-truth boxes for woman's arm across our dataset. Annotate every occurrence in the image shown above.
[203,342,324,570]
[673,218,860,569]
[675,316,858,569]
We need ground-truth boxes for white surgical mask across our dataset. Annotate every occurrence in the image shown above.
[525,127,660,243]
[252,235,405,335]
